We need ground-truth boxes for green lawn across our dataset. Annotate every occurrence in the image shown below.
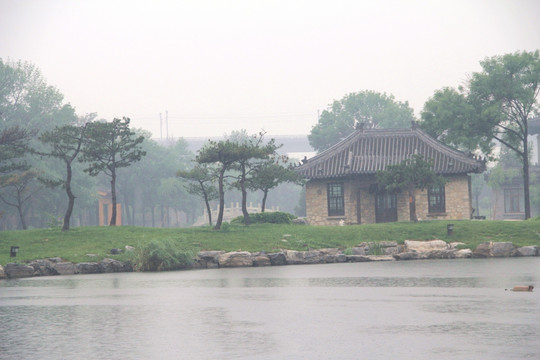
[1,220,540,265]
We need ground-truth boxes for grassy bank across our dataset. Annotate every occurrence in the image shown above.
[1,220,540,266]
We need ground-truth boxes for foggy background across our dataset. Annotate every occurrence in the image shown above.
[1,0,539,138]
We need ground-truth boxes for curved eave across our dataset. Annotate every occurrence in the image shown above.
[295,127,486,179]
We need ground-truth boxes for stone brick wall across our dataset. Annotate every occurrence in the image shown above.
[415,175,472,220]
[305,175,472,225]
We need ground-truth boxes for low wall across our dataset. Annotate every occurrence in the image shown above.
[1,241,538,279]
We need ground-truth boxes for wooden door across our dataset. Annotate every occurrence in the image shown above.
[375,192,397,223]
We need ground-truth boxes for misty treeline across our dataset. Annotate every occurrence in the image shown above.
[0,59,305,230]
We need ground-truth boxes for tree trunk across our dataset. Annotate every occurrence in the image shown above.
[474,192,480,217]
[522,146,531,219]
[214,169,226,230]
[200,181,213,226]
[17,204,27,230]
[62,161,74,231]
[408,185,417,222]
[261,189,269,212]
[240,164,251,225]
[110,168,117,226]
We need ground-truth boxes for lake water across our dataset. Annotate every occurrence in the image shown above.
[1,258,539,360]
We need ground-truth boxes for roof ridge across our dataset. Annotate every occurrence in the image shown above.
[295,126,485,178]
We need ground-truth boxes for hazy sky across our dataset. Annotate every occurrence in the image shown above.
[1,0,539,139]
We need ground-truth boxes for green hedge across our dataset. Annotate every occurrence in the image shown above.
[131,239,193,271]
[232,211,297,224]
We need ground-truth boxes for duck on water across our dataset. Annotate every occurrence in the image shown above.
[506,285,534,292]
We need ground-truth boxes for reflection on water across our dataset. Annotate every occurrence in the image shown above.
[1,258,539,360]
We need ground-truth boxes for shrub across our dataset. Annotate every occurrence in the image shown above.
[220,221,231,232]
[132,239,193,271]
[232,211,297,224]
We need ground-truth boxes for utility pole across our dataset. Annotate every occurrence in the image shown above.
[160,112,163,140]
[166,110,169,140]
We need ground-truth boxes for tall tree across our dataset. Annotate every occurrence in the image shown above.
[309,91,415,152]
[1,59,81,229]
[80,117,146,226]
[196,139,237,230]
[39,120,88,230]
[0,126,35,175]
[0,170,41,229]
[421,50,540,219]
[420,87,492,154]
[177,164,218,226]
[376,154,445,222]
[0,59,67,132]
[229,131,279,225]
[469,51,540,219]
[248,158,303,212]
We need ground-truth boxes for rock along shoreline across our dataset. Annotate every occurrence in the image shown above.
[1,240,538,280]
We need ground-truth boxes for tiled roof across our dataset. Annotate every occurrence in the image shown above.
[295,126,486,179]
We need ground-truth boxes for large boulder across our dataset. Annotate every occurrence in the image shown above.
[197,251,224,268]
[473,242,518,258]
[516,246,538,257]
[53,262,78,275]
[284,250,325,265]
[268,252,287,266]
[5,263,35,278]
[473,242,493,258]
[393,252,421,261]
[252,253,271,267]
[29,259,58,276]
[404,240,448,252]
[346,255,372,262]
[198,250,225,261]
[100,258,132,272]
[0,265,4,279]
[77,262,103,274]
[317,248,347,263]
[491,242,516,257]
[324,253,348,263]
[218,251,254,268]
[425,250,457,259]
[455,249,473,258]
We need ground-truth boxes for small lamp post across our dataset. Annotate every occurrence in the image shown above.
[10,246,19,257]
[447,224,454,236]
